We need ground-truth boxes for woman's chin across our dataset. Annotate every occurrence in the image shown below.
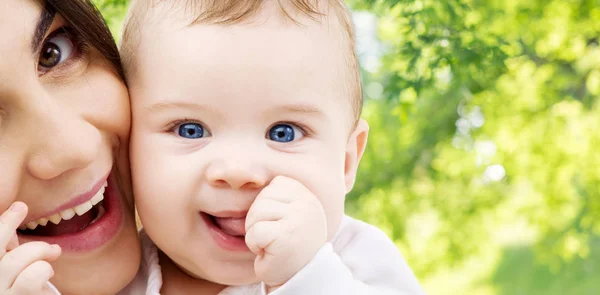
[50,211,141,295]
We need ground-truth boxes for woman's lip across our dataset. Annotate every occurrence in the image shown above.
[22,172,111,225]
[201,212,250,252]
[17,173,125,252]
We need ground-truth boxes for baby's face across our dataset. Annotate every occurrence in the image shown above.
[129,11,364,285]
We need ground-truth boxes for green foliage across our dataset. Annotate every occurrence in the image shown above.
[94,0,600,293]
[92,0,129,42]
[347,0,600,293]
[492,238,600,295]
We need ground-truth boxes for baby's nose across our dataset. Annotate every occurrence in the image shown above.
[205,155,269,190]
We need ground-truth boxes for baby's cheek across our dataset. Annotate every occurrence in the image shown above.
[314,156,347,238]
[323,189,346,239]
[287,159,344,238]
[130,134,163,202]
[130,158,167,233]
[130,134,190,219]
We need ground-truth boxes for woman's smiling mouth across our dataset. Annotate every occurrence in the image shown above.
[16,171,125,252]
[18,181,106,234]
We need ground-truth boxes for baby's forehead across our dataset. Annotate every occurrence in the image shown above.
[124,0,361,122]
[130,26,354,122]
[134,7,348,87]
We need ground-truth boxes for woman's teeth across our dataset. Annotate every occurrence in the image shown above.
[19,181,107,231]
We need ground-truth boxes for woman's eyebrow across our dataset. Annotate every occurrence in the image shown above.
[30,7,55,53]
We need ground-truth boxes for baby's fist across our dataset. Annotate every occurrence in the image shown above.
[245,176,327,290]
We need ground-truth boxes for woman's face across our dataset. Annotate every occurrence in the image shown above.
[0,1,140,294]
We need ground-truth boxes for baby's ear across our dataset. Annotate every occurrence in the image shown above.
[344,119,369,194]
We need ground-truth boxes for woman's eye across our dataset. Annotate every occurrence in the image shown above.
[177,123,210,139]
[38,33,74,71]
[267,124,304,143]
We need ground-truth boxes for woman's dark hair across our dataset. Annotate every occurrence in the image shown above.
[44,0,125,81]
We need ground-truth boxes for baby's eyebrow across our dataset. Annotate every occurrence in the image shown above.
[144,102,324,117]
[272,104,325,116]
[143,101,216,114]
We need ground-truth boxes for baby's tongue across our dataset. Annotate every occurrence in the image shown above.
[214,217,246,236]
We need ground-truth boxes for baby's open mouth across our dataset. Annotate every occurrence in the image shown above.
[205,213,246,238]
[18,182,107,237]
[201,212,250,251]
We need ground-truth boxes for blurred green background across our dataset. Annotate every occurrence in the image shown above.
[94,0,600,294]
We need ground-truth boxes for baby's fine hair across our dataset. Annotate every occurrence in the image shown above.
[121,0,363,123]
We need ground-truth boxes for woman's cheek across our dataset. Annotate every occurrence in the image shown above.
[0,153,21,211]
[77,56,131,142]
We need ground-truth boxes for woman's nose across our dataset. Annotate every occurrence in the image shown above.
[24,96,100,180]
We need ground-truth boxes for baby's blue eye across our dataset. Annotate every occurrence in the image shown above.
[268,124,302,142]
[178,123,206,139]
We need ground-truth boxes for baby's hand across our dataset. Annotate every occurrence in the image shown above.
[0,202,62,295]
[245,176,327,291]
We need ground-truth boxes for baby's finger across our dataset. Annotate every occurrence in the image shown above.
[0,202,27,254]
[260,176,311,203]
[245,198,287,233]
[11,260,55,295]
[245,220,280,255]
[0,242,60,290]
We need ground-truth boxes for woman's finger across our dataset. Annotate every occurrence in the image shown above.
[6,232,19,251]
[0,242,61,291]
[0,202,27,255]
[11,260,55,295]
